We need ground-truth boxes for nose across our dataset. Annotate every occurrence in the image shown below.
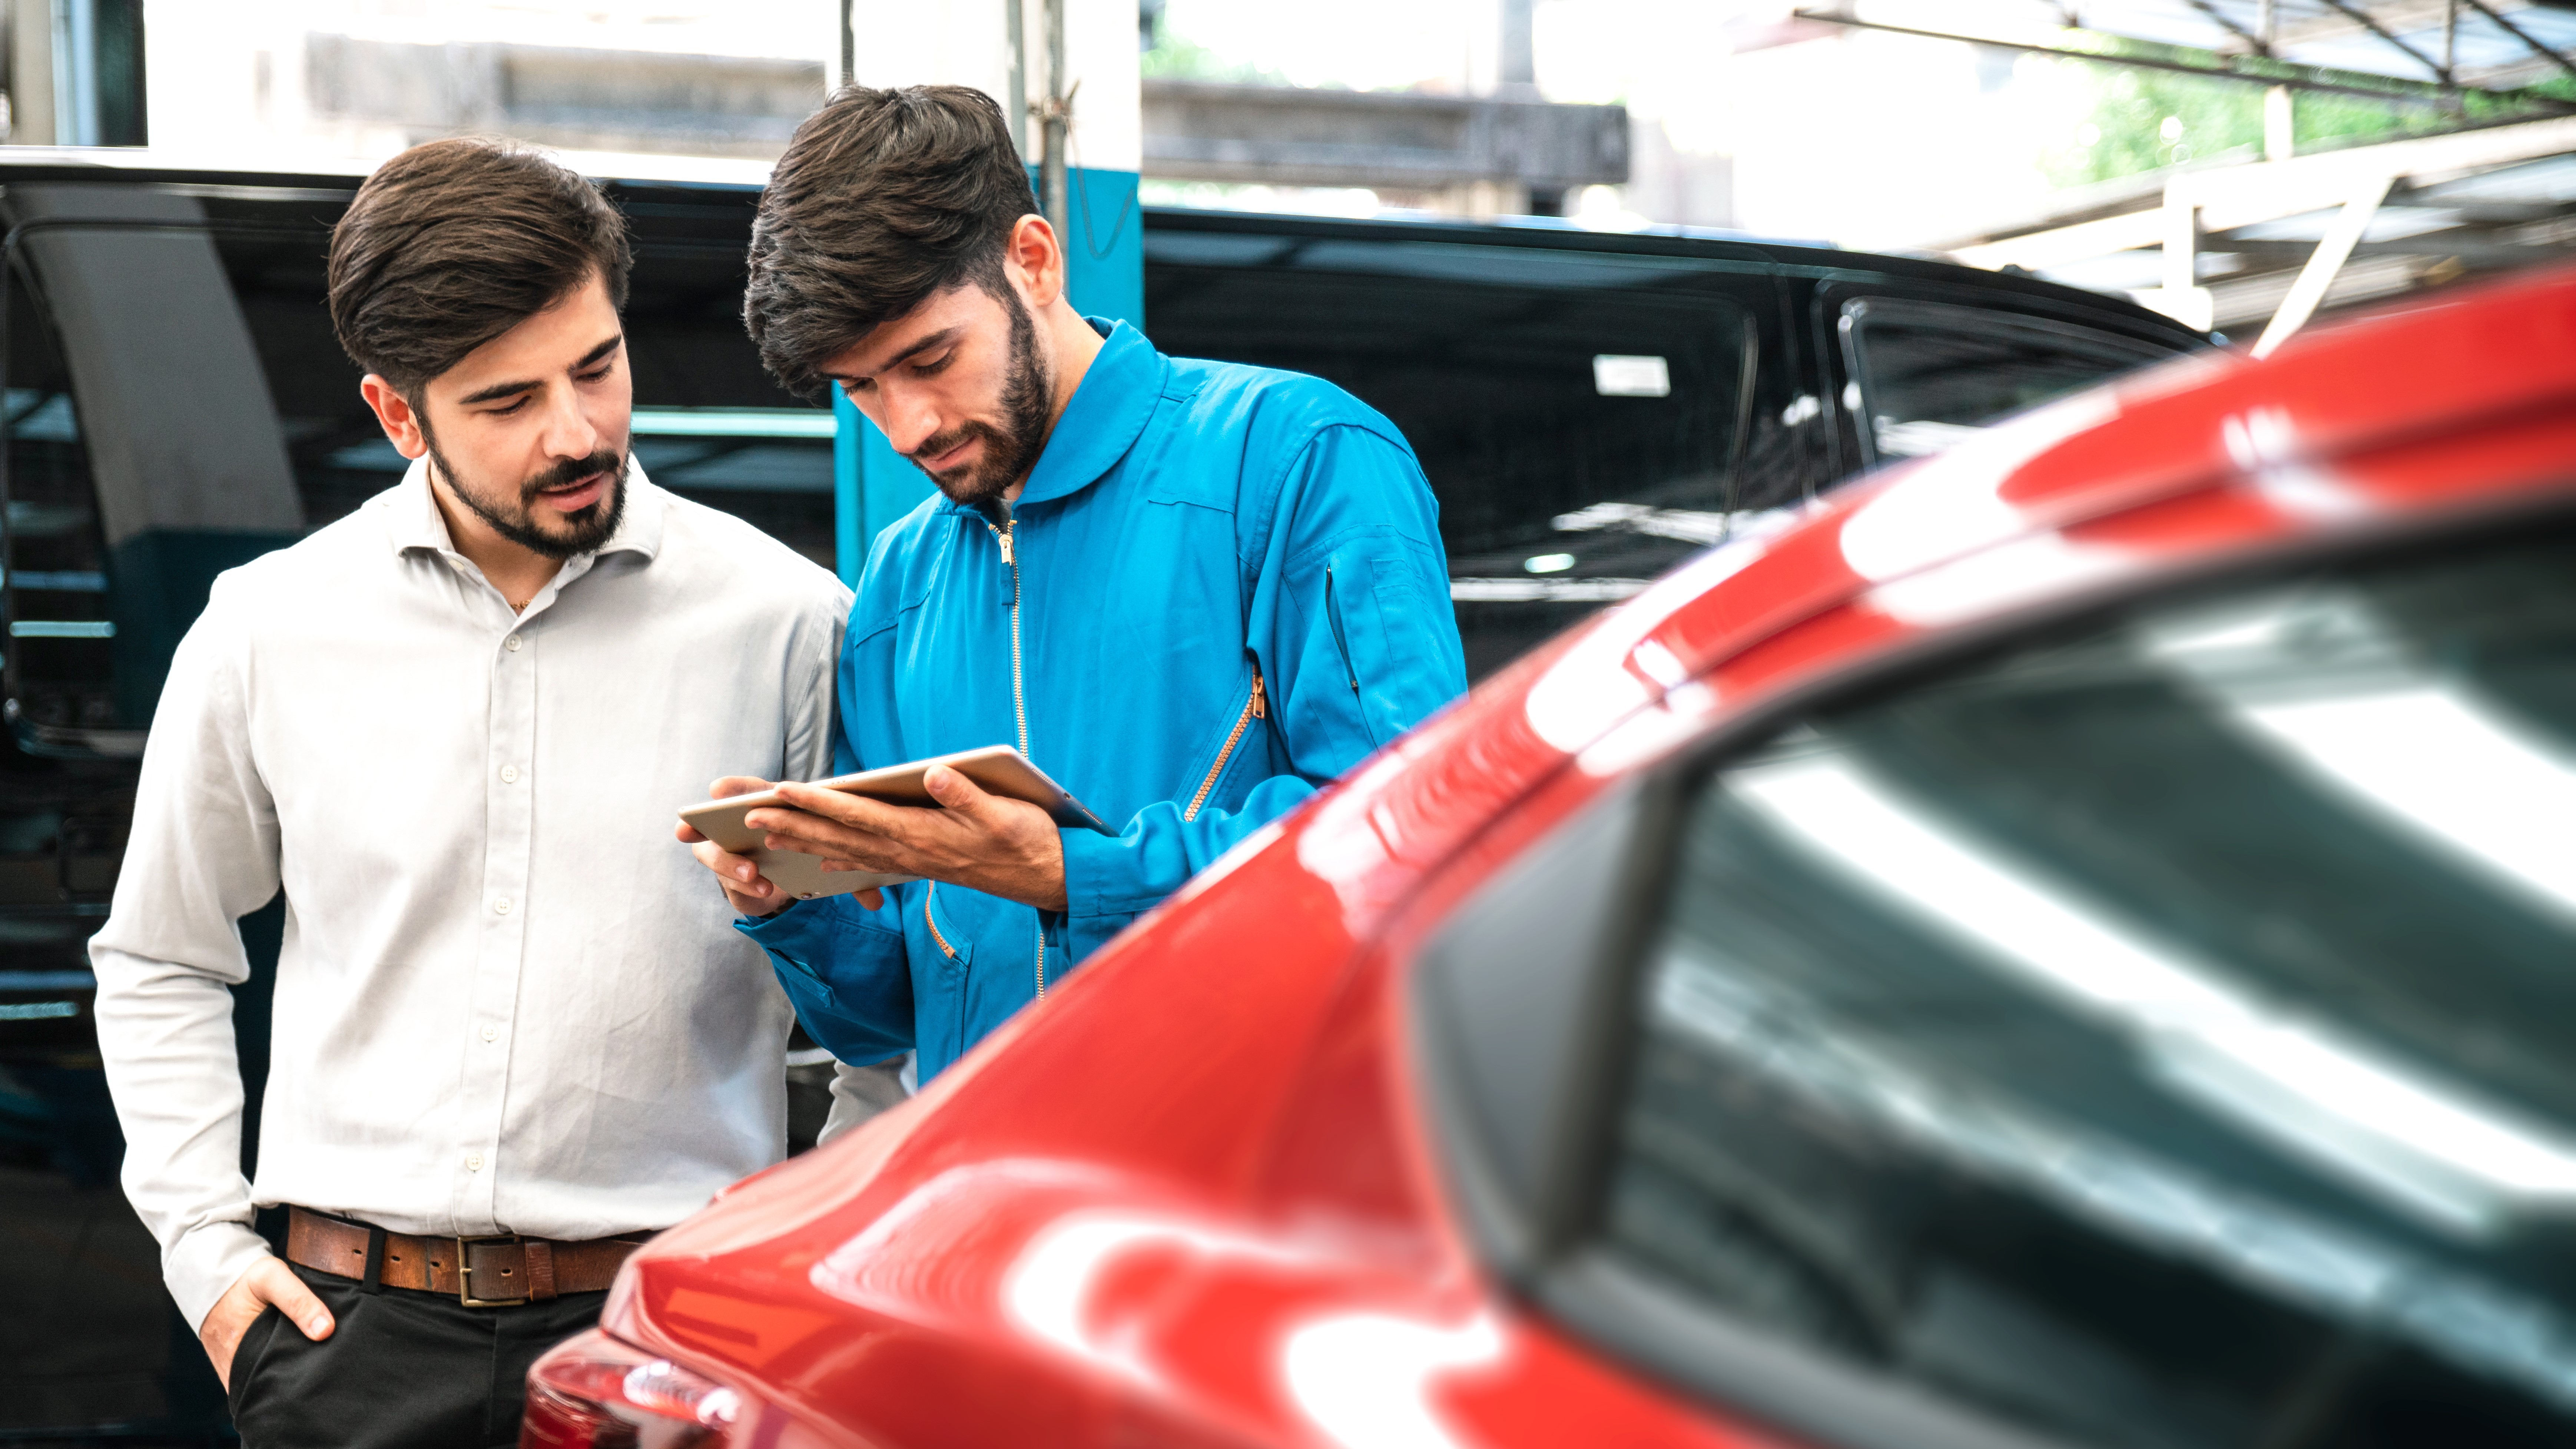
[877,383,944,457]
[538,387,604,463]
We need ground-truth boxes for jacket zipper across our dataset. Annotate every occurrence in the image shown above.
[986,513,1045,1000]
[1183,666,1267,822]
[923,883,956,958]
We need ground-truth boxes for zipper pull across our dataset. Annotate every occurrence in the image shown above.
[1250,669,1267,719]
[989,523,1015,567]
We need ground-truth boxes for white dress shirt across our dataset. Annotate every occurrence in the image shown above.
[90,461,851,1329]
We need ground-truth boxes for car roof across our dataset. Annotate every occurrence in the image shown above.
[0,152,2204,348]
[1138,203,2210,348]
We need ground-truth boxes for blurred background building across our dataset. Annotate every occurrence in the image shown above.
[0,0,2569,377]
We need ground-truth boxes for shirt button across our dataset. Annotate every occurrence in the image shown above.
[504,634,523,652]
[480,1025,498,1042]
[466,1154,484,1172]
[493,896,513,915]
[500,764,521,784]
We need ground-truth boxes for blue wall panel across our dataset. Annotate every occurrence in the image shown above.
[831,166,1143,582]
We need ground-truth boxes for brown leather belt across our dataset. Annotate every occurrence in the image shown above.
[285,1206,648,1307]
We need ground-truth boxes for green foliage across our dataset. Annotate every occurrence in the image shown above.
[2040,38,2575,187]
[1140,29,1294,86]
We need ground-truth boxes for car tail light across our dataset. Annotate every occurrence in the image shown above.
[523,1329,743,1449]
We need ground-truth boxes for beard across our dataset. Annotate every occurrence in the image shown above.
[908,289,1054,510]
[423,427,629,560]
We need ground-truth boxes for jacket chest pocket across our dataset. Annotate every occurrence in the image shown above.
[1183,659,1270,822]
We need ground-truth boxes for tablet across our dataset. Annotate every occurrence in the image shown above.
[678,745,1113,901]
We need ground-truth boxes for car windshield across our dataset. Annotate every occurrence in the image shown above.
[1608,513,2576,1448]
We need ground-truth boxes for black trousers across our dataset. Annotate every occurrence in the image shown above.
[226,1262,605,1449]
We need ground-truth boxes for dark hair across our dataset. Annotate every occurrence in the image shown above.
[328,138,632,394]
[744,85,1038,398]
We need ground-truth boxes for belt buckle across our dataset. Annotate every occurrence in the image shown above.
[456,1234,530,1308]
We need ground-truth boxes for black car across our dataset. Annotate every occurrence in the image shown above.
[1140,208,2205,676]
[0,156,2201,1442]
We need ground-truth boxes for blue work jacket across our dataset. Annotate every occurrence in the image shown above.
[741,319,1468,1080]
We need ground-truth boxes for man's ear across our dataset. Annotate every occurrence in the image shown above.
[359,375,430,461]
[1006,214,1068,311]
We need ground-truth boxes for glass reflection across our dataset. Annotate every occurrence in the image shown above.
[1606,517,2576,1449]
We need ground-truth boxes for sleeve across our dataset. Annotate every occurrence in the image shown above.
[1057,423,1468,956]
[737,896,914,1064]
[740,576,911,1058]
[86,588,284,1331]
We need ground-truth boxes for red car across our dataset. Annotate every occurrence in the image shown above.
[527,266,2576,1449]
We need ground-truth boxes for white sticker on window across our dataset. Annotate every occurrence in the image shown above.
[1592,354,1671,398]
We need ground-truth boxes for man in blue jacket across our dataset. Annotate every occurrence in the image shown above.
[682,84,1467,1083]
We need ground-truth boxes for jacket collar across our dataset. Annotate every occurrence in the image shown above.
[383,454,667,563]
[939,318,1164,516]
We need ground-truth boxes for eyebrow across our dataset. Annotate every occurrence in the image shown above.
[839,327,961,386]
[455,334,624,407]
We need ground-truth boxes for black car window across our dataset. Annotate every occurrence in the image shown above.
[1605,516,2576,1448]
[1146,231,1778,679]
[0,197,834,756]
[2,283,120,751]
[1841,296,2179,465]
[213,208,838,567]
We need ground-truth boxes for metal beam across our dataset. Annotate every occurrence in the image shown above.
[2183,0,2274,56]
[2315,0,2454,80]
[1140,80,1628,190]
[2253,173,2394,356]
[1787,8,2576,112]
[2457,0,2576,84]
[1949,110,2576,268]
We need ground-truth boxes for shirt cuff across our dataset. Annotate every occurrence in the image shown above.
[735,898,833,975]
[168,1219,275,1332]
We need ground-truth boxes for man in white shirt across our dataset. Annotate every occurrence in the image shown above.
[87,139,849,1446]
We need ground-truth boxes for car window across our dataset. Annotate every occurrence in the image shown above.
[2,290,121,750]
[1605,517,2576,1448]
[1841,296,2179,464]
[1,199,834,754]
[213,210,838,564]
[1146,231,1789,679]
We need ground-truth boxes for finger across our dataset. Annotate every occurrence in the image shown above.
[856,887,885,910]
[252,1260,336,1341]
[920,764,997,819]
[691,840,774,894]
[771,785,917,838]
[817,857,903,877]
[675,822,707,843]
[709,776,774,800]
[784,835,903,875]
[748,809,902,865]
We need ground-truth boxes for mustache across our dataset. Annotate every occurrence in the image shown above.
[524,450,621,501]
[907,422,1000,473]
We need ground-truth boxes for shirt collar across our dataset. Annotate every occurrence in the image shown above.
[382,454,667,563]
[942,318,1164,515]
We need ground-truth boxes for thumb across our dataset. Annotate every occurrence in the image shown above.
[257,1261,336,1342]
[921,764,994,817]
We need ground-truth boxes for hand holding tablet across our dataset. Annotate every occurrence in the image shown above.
[678,745,1111,905]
